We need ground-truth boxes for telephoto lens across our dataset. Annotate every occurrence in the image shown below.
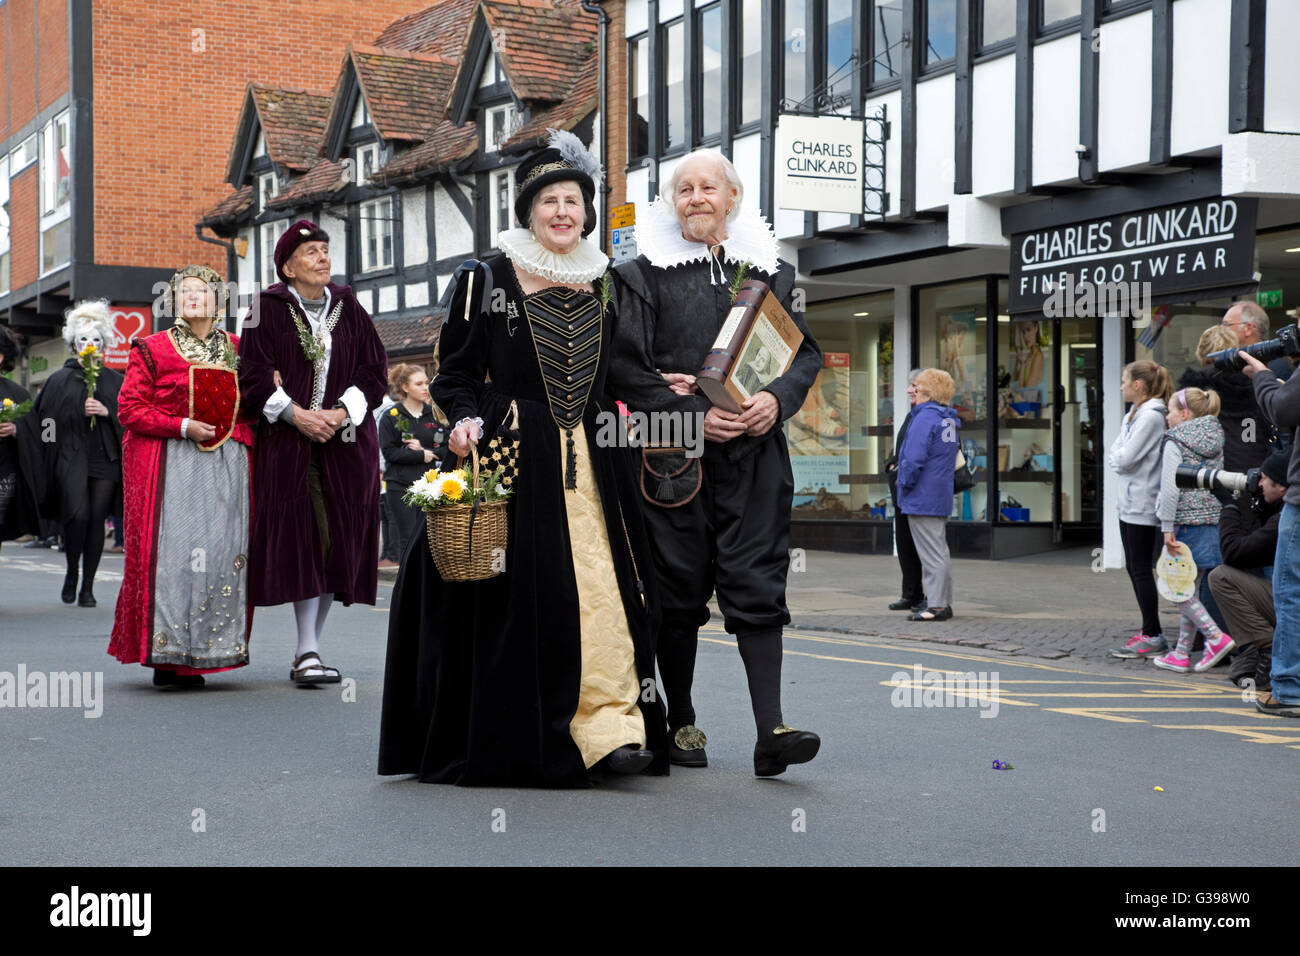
[1173,463,1250,495]
[1209,323,1300,372]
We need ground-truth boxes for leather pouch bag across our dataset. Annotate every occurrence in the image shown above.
[641,447,702,508]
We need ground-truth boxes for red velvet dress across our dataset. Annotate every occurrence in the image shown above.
[108,329,254,674]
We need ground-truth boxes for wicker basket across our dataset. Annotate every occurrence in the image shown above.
[425,445,509,581]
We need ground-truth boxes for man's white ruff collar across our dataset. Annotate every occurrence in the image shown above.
[638,198,780,274]
[497,228,608,283]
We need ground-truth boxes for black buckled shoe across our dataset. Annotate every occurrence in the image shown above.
[889,597,926,611]
[602,744,655,774]
[754,725,821,777]
[668,725,708,767]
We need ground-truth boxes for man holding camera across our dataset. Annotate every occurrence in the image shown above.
[1207,451,1290,694]
[1242,343,1300,716]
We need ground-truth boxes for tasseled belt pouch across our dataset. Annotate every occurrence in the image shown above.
[641,447,702,508]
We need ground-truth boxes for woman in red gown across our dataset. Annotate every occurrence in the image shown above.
[108,266,254,688]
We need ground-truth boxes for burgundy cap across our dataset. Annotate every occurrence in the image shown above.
[274,220,329,283]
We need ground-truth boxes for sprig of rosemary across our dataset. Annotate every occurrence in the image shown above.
[292,310,326,364]
[727,262,751,304]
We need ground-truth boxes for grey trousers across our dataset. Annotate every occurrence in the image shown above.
[908,515,953,609]
[1208,564,1274,647]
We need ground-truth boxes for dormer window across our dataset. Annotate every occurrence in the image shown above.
[253,130,267,158]
[258,172,278,212]
[485,104,518,154]
[351,94,370,130]
[356,143,381,185]
[480,52,506,88]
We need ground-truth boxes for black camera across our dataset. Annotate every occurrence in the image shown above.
[1173,464,1260,498]
[1208,323,1300,372]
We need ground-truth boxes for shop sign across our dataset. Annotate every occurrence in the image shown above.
[776,114,864,215]
[1009,197,1259,314]
[104,306,151,370]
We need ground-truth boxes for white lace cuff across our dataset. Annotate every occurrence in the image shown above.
[455,416,485,441]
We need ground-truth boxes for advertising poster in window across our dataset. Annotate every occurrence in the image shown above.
[103,306,152,370]
[790,352,850,503]
[940,309,978,417]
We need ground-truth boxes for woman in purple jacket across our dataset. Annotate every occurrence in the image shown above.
[896,368,960,621]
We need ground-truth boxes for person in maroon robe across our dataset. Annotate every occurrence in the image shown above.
[237,221,388,684]
[109,266,254,687]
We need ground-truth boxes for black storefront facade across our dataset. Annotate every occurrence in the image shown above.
[788,166,1299,560]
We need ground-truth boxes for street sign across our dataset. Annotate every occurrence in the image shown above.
[611,203,635,229]
[611,225,637,263]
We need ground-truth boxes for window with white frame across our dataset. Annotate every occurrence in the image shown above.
[253,130,267,158]
[39,111,70,274]
[0,156,9,295]
[491,167,516,238]
[9,133,36,175]
[485,104,519,153]
[479,51,506,88]
[260,220,285,287]
[360,197,393,272]
[356,143,380,185]
[258,172,278,212]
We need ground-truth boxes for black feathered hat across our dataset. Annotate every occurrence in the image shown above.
[513,129,602,237]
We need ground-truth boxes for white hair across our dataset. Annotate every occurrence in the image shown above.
[1227,300,1270,340]
[659,148,745,219]
[62,299,114,349]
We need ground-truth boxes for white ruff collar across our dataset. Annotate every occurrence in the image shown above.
[497,228,608,283]
[637,198,780,274]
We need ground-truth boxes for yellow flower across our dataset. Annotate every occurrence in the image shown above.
[1,398,11,408]
[423,468,439,482]
[79,343,98,357]
[439,473,466,502]
[389,408,398,416]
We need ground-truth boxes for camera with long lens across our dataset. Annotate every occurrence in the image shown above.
[1173,464,1260,498]
[1208,323,1300,372]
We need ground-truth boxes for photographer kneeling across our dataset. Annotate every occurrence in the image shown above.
[1207,451,1290,694]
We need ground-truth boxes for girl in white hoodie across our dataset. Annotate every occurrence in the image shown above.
[1108,360,1173,658]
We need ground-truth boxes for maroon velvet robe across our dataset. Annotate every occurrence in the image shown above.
[238,282,388,606]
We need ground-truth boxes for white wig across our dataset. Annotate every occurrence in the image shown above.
[62,299,114,349]
[659,148,745,219]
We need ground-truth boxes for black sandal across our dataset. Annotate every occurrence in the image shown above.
[907,606,953,621]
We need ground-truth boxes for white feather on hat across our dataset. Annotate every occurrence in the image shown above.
[547,128,603,189]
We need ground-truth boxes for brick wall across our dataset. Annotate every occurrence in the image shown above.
[5,0,37,135]
[37,0,68,114]
[90,0,434,274]
[604,0,627,215]
[10,168,38,289]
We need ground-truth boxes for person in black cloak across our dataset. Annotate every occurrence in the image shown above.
[0,325,41,549]
[18,300,124,606]
[378,130,668,787]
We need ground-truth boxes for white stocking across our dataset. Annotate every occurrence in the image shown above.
[315,593,334,643]
[294,597,321,661]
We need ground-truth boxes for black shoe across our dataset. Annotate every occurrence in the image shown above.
[889,597,926,611]
[601,744,654,774]
[754,725,821,777]
[907,606,953,621]
[23,537,50,549]
[61,570,78,604]
[152,669,206,689]
[77,587,96,608]
[667,725,708,767]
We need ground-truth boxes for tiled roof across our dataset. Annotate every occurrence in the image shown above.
[199,184,255,227]
[351,45,460,143]
[268,159,351,207]
[250,85,332,171]
[479,0,598,103]
[371,120,477,185]
[374,0,478,57]
[501,52,597,151]
[375,313,444,355]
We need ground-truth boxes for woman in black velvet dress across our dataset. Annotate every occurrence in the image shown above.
[378,133,667,787]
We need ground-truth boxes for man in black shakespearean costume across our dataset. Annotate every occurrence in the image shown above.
[238,221,388,685]
[610,149,823,776]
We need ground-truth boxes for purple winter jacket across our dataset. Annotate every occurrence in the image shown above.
[896,401,960,517]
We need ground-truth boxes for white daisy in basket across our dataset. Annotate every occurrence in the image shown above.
[404,467,445,509]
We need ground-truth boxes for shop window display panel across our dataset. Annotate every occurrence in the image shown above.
[788,293,894,521]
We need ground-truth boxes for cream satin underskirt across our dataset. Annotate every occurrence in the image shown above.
[562,421,646,767]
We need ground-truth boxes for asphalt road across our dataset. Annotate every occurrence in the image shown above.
[2,548,1297,866]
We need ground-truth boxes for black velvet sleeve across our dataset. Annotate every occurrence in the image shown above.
[430,264,491,429]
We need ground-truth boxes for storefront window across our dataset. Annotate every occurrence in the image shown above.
[997,311,1055,524]
[787,292,895,520]
[918,280,989,522]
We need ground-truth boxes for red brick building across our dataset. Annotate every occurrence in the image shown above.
[0,0,428,385]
